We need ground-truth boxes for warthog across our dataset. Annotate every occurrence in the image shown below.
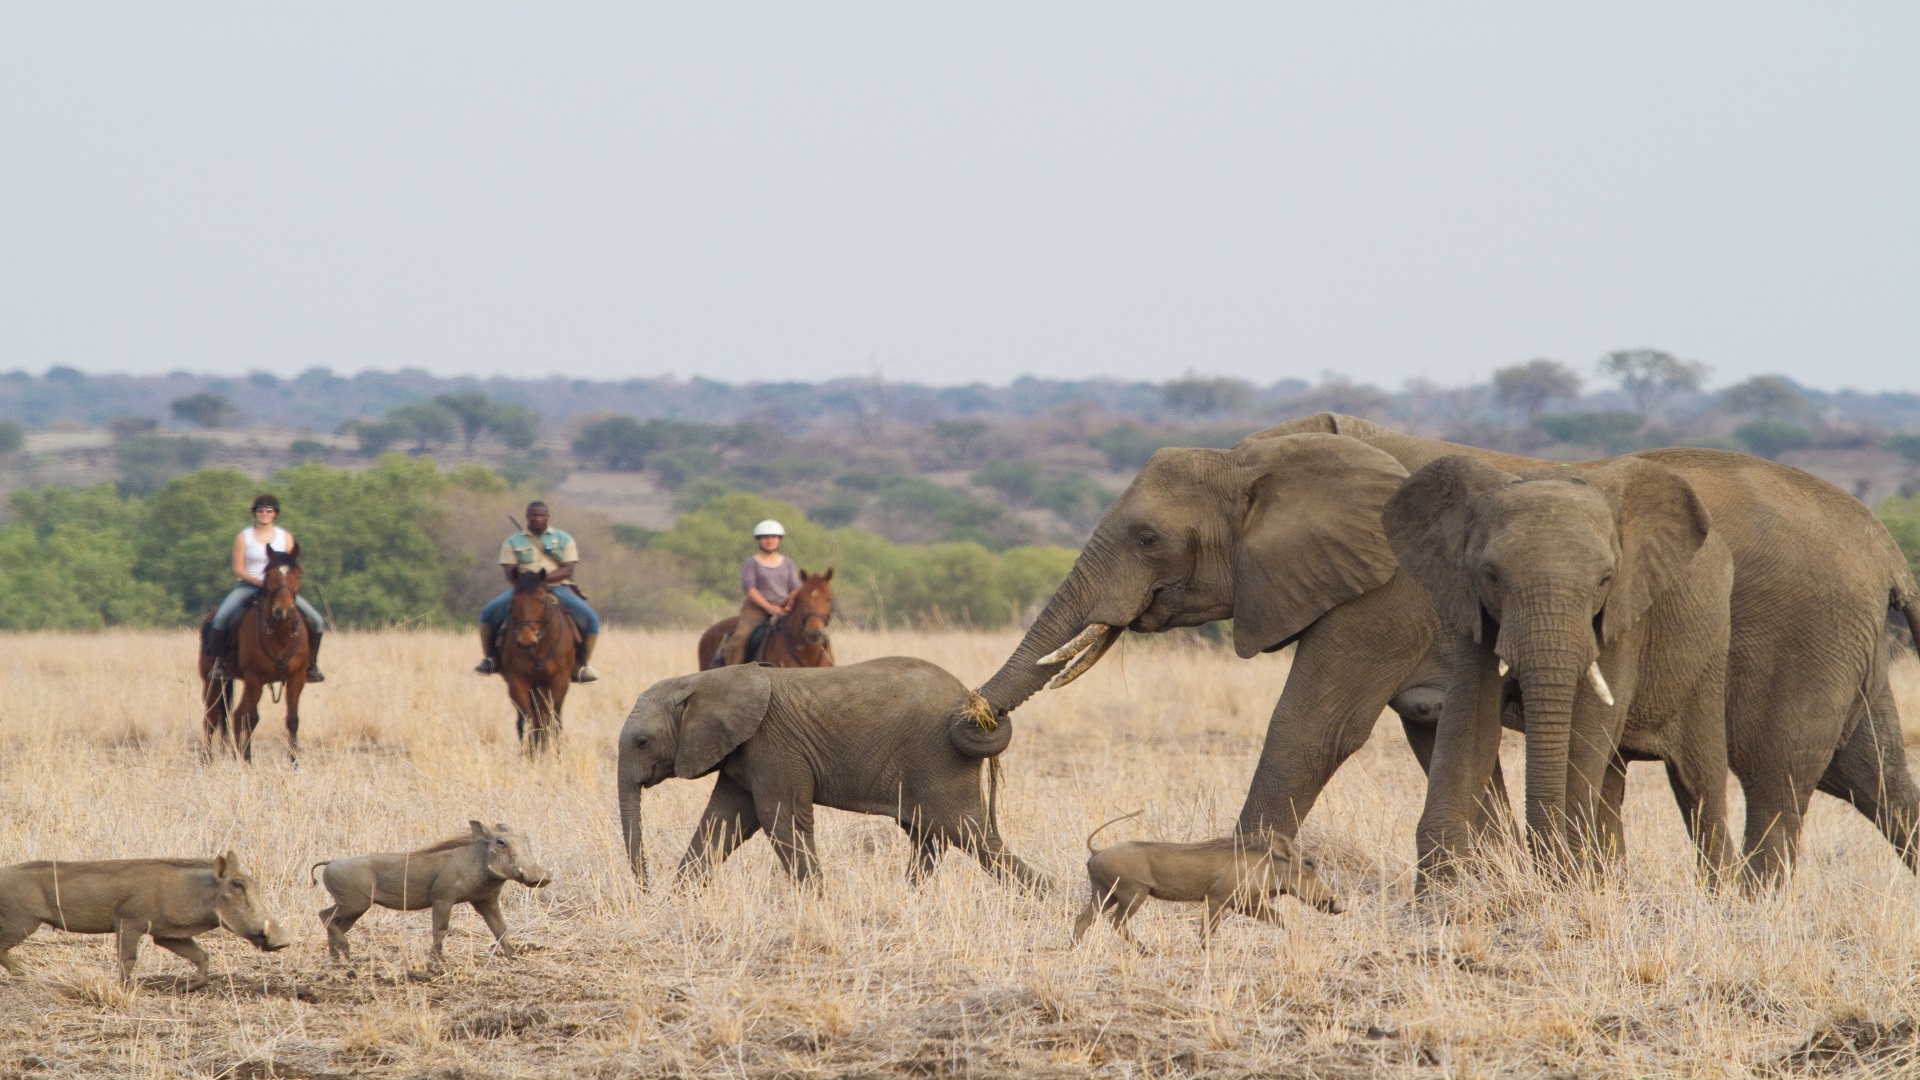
[0,853,290,989]
[1072,814,1344,951]
[312,821,552,964]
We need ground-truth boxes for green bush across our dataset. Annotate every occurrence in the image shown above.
[1887,434,1920,464]
[1734,419,1814,460]
[1535,412,1645,450]
[115,435,214,497]
[1089,423,1253,471]
[1882,495,1920,582]
[0,421,23,454]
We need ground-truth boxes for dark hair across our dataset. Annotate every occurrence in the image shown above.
[251,494,281,513]
[526,501,549,513]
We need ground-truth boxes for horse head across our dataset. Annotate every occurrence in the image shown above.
[791,568,834,646]
[510,570,551,648]
[262,545,303,624]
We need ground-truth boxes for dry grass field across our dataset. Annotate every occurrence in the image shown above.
[3,629,1920,1078]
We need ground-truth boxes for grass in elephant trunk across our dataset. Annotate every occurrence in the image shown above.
[0,629,1916,1077]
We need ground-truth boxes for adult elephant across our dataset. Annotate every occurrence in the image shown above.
[960,414,1920,883]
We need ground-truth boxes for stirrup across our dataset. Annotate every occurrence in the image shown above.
[572,664,598,684]
[474,657,498,675]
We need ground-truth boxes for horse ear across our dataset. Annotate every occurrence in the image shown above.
[820,567,833,581]
[288,542,300,561]
[800,569,810,581]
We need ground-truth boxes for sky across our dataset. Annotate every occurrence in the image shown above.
[2,4,1916,392]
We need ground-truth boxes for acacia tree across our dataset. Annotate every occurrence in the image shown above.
[1719,375,1810,420]
[1493,359,1582,424]
[1597,349,1708,418]
[170,392,234,429]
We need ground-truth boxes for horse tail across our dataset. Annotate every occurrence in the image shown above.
[1086,809,1144,854]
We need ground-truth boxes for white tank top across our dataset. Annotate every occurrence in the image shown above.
[240,526,290,580]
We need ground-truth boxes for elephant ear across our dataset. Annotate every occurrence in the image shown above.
[1227,434,1410,657]
[1581,458,1712,644]
[1382,455,1516,641]
[673,665,773,778]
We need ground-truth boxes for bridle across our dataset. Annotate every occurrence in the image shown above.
[506,584,568,664]
[252,563,303,675]
[775,586,833,658]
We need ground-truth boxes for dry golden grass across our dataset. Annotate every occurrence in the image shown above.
[3,629,1920,1078]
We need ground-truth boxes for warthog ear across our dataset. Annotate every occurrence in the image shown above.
[214,851,238,878]
[469,820,493,841]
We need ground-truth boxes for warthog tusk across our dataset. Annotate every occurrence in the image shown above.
[1038,624,1111,667]
[1587,661,1615,706]
[1039,625,1119,691]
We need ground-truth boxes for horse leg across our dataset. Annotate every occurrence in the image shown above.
[506,678,538,753]
[283,676,305,765]
[235,680,266,764]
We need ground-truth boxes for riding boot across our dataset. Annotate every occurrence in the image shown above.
[474,623,500,675]
[573,632,600,683]
[305,630,326,682]
[205,626,231,680]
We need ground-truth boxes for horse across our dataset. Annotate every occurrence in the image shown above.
[200,545,311,764]
[497,569,576,754]
[697,568,835,670]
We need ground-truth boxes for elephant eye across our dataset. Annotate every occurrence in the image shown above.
[1598,573,1613,588]
[633,735,649,747]
[1481,564,1498,584]
[1136,531,1156,549]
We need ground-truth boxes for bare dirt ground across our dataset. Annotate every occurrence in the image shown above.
[2,629,1918,1078]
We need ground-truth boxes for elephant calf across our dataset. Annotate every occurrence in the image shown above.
[619,657,1049,892]
[1072,816,1343,951]
[0,853,290,989]
[312,821,551,965]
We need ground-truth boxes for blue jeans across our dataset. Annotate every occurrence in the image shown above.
[480,584,600,636]
[213,583,325,634]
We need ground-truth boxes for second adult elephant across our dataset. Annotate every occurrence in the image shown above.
[959,414,1920,883]
[618,658,1048,892]
[1384,456,1737,878]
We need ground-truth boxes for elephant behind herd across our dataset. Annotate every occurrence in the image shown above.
[957,412,1920,888]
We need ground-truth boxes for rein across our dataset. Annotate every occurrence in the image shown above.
[506,585,571,669]
[251,570,304,685]
[774,590,832,662]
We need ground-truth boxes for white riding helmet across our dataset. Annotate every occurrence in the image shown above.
[753,519,786,537]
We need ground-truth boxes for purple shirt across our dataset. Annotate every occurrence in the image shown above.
[742,555,802,606]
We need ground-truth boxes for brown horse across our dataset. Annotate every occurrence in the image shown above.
[497,570,576,754]
[697,568,835,670]
[200,545,311,764]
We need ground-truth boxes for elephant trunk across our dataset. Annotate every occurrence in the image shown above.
[974,544,1119,716]
[619,773,648,886]
[1504,598,1594,862]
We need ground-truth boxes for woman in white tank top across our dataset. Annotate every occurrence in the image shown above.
[204,493,327,681]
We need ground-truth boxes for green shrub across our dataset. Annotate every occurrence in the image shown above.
[115,435,214,497]
[1887,434,1920,464]
[1882,495,1920,582]
[1535,412,1645,450]
[1089,423,1253,471]
[0,420,23,454]
[1734,419,1814,460]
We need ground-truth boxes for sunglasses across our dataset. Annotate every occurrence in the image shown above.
[253,507,278,515]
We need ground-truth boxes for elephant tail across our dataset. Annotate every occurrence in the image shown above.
[947,692,1014,759]
[1085,809,1144,854]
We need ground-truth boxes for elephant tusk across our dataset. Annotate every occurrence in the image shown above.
[1038,624,1112,667]
[1587,661,1615,706]
[1497,659,1509,677]
[1044,627,1120,691]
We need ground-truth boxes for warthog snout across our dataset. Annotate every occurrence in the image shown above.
[256,919,292,951]
[519,863,553,888]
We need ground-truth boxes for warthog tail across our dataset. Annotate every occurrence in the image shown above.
[1085,809,1144,854]
[308,860,331,886]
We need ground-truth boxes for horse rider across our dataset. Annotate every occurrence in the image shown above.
[474,501,601,683]
[203,494,327,682]
[722,519,801,666]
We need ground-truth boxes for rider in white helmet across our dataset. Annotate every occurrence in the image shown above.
[722,519,800,666]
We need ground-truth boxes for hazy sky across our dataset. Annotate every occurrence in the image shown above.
[3,4,1916,391]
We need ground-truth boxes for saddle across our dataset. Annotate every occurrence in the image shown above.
[710,621,773,669]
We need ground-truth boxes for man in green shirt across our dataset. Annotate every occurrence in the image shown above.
[474,501,600,682]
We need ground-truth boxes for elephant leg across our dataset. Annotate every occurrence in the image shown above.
[904,825,945,885]
[1237,584,1432,839]
[753,786,819,883]
[1416,640,1507,883]
[678,776,762,884]
[1400,716,1513,841]
[1596,752,1629,861]
[1816,667,1920,874]
[950,817,1051,895]
[1664,750,1733,888]
[1561,700,1627,876]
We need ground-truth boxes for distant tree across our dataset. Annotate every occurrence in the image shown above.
[1719,375,1810,420]
[1159,371,1253,415]
[1885,434,1920,464]
[433,392,495,450]
[1493,359,1582,424]
[0,421,22,455]
[107,416,158,440]
[1596,349,1708,417]
[1535,411,1645,451]
[170,392,234,429]
[487,403,540,450]
[1297,378,1392,417]
[44,366,86,385]
[385,403,457,451]
[1734,419,1814,460]
[931,419,991,464]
